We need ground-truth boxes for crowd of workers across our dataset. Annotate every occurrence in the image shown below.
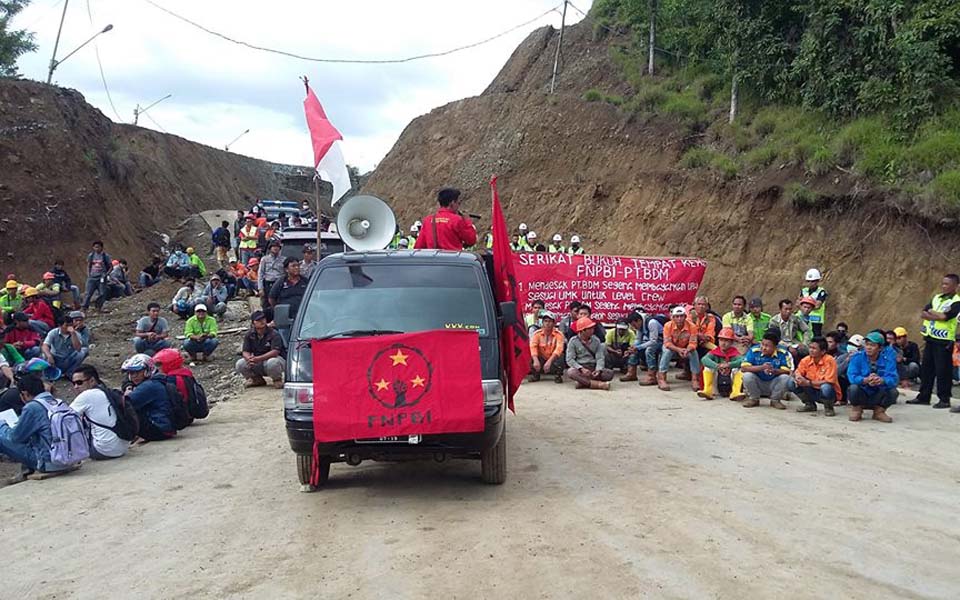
[526,270,960,423]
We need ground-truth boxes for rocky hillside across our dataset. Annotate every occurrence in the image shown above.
[364,20,958,330]
[0,79,304,280]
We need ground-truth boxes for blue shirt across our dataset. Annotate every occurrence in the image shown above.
[0,393,61,471]
[846,349,898,394]
[743,345,793,381]
[127,375,174,434]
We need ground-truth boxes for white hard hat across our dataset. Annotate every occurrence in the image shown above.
[519,223,528,231]
[805,268,822,281]
[414,220,422,228]
[670,306,687,317]
[194,303,208,313]
[410,224,420,232]
[398,238,410,248]
[571,235,581,244]
[527,231,537,240]
[552,234,562,242]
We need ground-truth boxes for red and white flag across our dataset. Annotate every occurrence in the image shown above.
[303,79,351,205]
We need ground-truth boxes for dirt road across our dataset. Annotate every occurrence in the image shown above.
[3,377,958,599]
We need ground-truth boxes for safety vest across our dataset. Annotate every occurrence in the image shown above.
[548,244,565,253]
[239,225,259,249]
[406,235,418,247]
[801,286,827,324]
[389,233,402,249]
[484,233,493,249]
[513,236,531,251]
[567,246,585,255]
[921,293,960,341]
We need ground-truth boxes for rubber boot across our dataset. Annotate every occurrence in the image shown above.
[620,365,638,382]
[639,369,657,386]
[697,369,714,400]
[872,406,892,423]
[729,371,745,402]
[590,380,611,391]
[823,399,836,417]
[656,371,671,391]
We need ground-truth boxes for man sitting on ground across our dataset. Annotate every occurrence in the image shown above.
[185,247,206,279]
[235,310,286,388]
[0,372,75,481]
[788,336,840,416]
[525,300,545,335]
[605,320,636,373]
[171,278,198,320]
[164,247,192,280]
[847,331,897,422]
[0,279,22,322]
[70,365,128,459]
[41,315,88,378]
[769,299,810,360]
[182,304,219,362]
[121,354,175,442]
[51,259,81,308]
[138,257,163,289]
[657,306,700,392]
[36,271,64,310]
[564,316,613,390]
[741,332,793,409]
[560,301,581,339]
[699,328,745,401]
[620,312,646,382]
[529,311,565,383]
[5,312,42,359]
[21,287,54,335]
[200,274,229,317]
[748,297,771,344]
[722,295,755,353]
[893,326,921,388]
[134,302,171,355]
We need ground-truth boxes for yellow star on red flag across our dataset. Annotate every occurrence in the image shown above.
[410,375,426,388]
[389,349,409,366]
[375,379,390,391]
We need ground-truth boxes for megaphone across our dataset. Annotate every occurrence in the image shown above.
[336,195,397,251]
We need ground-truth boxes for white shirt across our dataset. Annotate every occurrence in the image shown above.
[71,388,128,458]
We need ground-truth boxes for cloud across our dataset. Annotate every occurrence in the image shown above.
[13,0,591,170]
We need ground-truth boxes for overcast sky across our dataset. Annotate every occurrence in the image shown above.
[13,0,591,171]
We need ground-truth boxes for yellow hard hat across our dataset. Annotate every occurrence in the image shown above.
[893,327,908,337]
[186,247,195,254]
[23,287,39,298]
[5,279,17,289]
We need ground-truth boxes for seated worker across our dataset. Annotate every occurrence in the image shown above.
[36,271,64,310]
[241,257,260,293]
[200,274,229,317]
[153,348,198,428]
[235,310,286,388]
[5,312,42,359]
[21,288,54,335]
[892,326,921,387]
[689,296,717,385]
[748,297,771,344]
[121,354,175,442]
[164,247,192,280]
[71,311,91,350]
[41,316,88,378]
[0,279,22,322]
[605,320,636,373]
[698,328,744,401]
[769,299,810,360]
[185,247,207,279]
[657,306,700,392]
[525,300,545,335]
[529,311,565,383]
[722,295,755,353]
[69,365,128,460]
[846,331,897,423]
[51,259,82,308]
[620,312,645,382]
[182,304,219,362]
[560,301,582,339]
[740,332,793,409]
[826,330,850,403]
[637,311,667,386]
[134,302,171,355]
[572,304,605,342]
[104,259,132,300]
[170,279,198,319]
[0,372,76,481]
[139,257,163,289]
[564,316,613,390]
[788,336,840,416]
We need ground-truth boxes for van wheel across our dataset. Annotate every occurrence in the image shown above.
[480,428,506,484]
[297,453,330,487]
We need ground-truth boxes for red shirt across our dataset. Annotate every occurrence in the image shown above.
[4,326,41,349]
[414,207,478,251]
[23,300,55,328]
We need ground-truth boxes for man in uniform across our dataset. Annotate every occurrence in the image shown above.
[549,235,566,253]
[567,235,585,255]
[414,188,477,251]
[799,268,829,337]
[513,223,531,251]
[908,273,960,410]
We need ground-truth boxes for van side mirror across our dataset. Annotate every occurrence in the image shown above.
[500,302,517,327]
[274,304,292,329]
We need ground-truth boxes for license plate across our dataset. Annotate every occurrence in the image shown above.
[355,435,421,444]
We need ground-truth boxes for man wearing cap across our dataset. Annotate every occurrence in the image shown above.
[4,313,41,360]
[182,304,219,362]
[567,236,585,255]
[789,336,840,416]
[36,271,63,310]
[526,231,542,252]
[512,223,531,251]
[564,316,612,390]
[699,328,745,401]
[893,327,921,387]
[236,311,286,388]
[268,257,309,321]
[909,273,960,410]
[747,298,771,343]
[200,274,229,317]
[407,222,420,248]
[0,280,22,322]
[847,331,897,422]
[41,315,88,378]
[134,302,171,356]
[242,257,260,293]
[798,268,829,337]
[185,247,207,279]
[549,235,566,254]
[740,332,793,409]
[21,288,54,335]
[658,306,700,392]
[239,214,259,265]
[258,240,285,309]
[300,245,318,279]
[414,188,478,251]
[529,311,565,383]
[605,319,636,373]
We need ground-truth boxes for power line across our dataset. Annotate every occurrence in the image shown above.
[85,0,124,121]
[144,112,167,133]
[142,0,564,64]
[21,0,66,31]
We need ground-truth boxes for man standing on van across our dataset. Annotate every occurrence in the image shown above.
[414,188,477,251]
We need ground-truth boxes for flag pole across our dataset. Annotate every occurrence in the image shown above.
[303,75,323,251]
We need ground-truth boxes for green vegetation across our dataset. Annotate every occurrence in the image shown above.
[588,0,960,211]
[0,1,36,77]
[584,88,624,106]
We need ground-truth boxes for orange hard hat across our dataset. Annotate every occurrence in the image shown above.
[799,296,817,307]
[717,327,737,341]
[574,316,596,332]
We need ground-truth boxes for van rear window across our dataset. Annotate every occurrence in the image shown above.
[299,264,491,338]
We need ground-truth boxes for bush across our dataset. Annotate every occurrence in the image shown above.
[679,147,713,169]
[584,89,604,103]
[710,154,739,180]
[744,144,780,168]
[807,146,836,176]
[663,93,707,126]
[905,131,960,173]
[631,86,667,111]
[692,74,725,102]
[786,183,821,208]
[833,117,888,165]
[932,171,960,206]
[855,139,905,182]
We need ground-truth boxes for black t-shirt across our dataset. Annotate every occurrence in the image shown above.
[268,276,308,317]
[242,327,285,358]
[142,264,160,278]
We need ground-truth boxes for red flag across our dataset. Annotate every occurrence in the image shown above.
[302,78,351,205]
[490,175,531,412]
[310,330,484,480]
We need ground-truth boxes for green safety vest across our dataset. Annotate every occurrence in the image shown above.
[921,293,960,341]
[548,244,565,253]
[567,246,585,255]
[484,233,493,249]
[801,286,827,324]
[513,236,531,251]
[389,233,402,249]
[407,235,417,247]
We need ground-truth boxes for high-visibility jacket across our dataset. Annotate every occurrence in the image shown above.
[548,244,566,253]
[921,293,960,341]
[484,233,493,249]
[239,224,259,249]
[567,245,585,255]
[801,286,828,324]
[513,236,531,251]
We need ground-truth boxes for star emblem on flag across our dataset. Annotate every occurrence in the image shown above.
[367,343,434,409]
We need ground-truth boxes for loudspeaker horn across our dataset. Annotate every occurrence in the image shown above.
[336,195,397,251]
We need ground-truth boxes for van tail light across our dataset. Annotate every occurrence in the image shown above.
[282,383,313,410]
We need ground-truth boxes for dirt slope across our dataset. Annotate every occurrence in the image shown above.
[0,79,292,280]
[364,21,958,331]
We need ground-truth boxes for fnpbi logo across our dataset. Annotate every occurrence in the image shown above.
[365,344,434,429]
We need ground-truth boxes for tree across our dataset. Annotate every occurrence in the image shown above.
[0,0,36,77]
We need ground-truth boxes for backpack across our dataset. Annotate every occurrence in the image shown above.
[164,379,193,430]
[212,228,230,247]
[183,375,210,420]
[87,386,140,442]
[44,399,90,465]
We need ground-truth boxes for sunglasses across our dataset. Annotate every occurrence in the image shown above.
[71,378,89,386]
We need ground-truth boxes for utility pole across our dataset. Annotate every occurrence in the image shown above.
[549,0,568,94]
[47,0,71,84]
[133,94,172,125]
[648,0,657,76]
